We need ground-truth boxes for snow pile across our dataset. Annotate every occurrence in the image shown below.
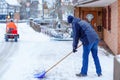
[115,55,120,62]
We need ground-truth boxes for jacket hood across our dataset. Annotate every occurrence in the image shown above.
[72,18,81,23]
[67,15,74,23]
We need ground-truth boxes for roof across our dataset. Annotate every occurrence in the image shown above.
[74,0,117,7]
[5,0,21,6]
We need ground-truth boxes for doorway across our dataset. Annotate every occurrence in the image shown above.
[82,11,103,39]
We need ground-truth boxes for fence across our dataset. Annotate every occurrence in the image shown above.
[29,19,41,32]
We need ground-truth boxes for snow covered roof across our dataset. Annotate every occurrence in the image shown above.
[5,0,21,6]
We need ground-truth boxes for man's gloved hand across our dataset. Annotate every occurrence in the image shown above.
[73,48,77,53]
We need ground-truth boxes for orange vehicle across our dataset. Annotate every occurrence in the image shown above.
[6,20,17,34]
[5,20,19,42]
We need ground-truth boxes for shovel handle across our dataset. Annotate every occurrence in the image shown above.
[46,43,82,73]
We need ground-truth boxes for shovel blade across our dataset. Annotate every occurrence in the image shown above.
[34,71,46,78]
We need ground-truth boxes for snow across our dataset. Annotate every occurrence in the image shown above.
[5,0,20,6]
[0,23,114,80]
[115,55,120,62]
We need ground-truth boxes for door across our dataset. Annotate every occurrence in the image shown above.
[83,11,97,31]
[82,11,103,39]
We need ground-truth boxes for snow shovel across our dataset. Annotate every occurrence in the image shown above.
[34,44,82,79]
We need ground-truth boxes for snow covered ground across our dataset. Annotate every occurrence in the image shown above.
[0,23,114,80]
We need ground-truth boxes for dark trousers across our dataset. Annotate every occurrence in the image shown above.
[80,40,102,75]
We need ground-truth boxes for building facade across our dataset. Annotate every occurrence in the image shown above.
[0,0,8,20]
[19,0,39,19]
[0,0,20,20]
[74,0,120,55]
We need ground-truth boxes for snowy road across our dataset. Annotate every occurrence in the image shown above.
[0,23,114,80]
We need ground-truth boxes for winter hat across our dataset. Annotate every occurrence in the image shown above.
[67,15,74,23]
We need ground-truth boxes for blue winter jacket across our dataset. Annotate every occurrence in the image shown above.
[71,17,99,49]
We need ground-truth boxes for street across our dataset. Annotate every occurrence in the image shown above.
[0,23,114,80]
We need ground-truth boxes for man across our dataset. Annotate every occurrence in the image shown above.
[67,15,102,77]
[6,20,17,34]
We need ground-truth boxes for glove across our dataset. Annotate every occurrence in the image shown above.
[73,48,77,53]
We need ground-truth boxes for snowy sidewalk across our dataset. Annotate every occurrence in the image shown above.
[0,23,114,80]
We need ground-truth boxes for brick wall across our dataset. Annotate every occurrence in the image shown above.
[104,1,118,54]
[118,0,120,54]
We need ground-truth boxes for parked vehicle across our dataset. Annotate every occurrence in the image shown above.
[33,17,56,25]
